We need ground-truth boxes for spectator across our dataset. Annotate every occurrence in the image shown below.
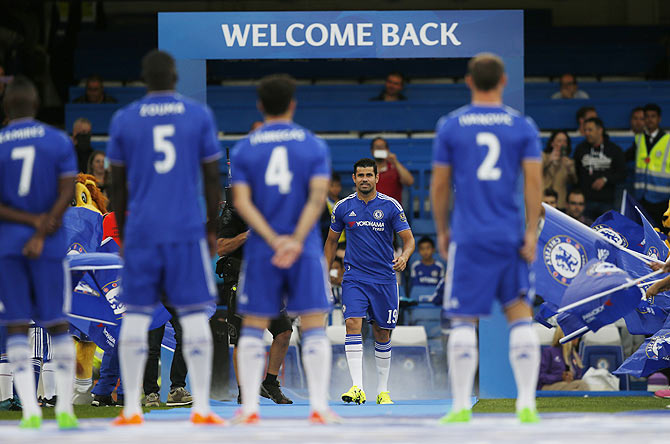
[576,106,598,136]
[565,189,593,225]
[633,103,669,227]
[542,188,558,208]
[409,237,444,289]
[73,75,117,104]
[72,117,93,173]
[371,137,414,204]
[551,73,590,100]
[538,327,589,391]
[630,106,646,135]
[542,130,576,210]
[574,117,625,220]
[371,72,406,101]
[321,172,345,244]
[86,150,110,195]
[624,107,646,191]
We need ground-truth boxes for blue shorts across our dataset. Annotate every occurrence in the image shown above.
[342,279,399,329]
[442,241,531,318]
[121,239,216,312]
[0,256,69,326]
[238,254,331,317]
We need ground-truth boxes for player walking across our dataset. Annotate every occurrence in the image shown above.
[431,53,542,423]
[231,74,335,424]
[107,50,223,426]
[324,158,415,405]
[0,77,78,429]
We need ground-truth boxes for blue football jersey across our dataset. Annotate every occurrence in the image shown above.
[330,192,411,284]
[231,121,331,259]
[0,118,77,258]
[432,104,541,244]
[410,260,444,287]
[106,92,222,245]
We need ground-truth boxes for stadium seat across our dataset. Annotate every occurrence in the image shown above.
[409,285,437,303]
[389,326,434,391]
[580,324,628,390]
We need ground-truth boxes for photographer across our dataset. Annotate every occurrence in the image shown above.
[216,187,293,404]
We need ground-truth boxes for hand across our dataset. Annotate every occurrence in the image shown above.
[549,150,561,163]
[562,371,574,382]
[387,152,398,165]
[519,230,537,263]
[437,229,450,260]
[646,283,659,299]
[650,259,670,273]
[392,255,408,272]
[271,235,303,269]
[22,235,45,259]
[591,177,607,191]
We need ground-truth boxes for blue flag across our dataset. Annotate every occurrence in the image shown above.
[614,316,670,377]
[560,260,642,333]
[62,207,103,253]
[591,210,644,253]
[620,189,655,228]
[534,205,603,307]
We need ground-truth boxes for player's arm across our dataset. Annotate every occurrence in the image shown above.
[430,164,452,260]
[292,176,329,246]
[202,159,222,255]
[44,175,76,234]
[0,204,45,229]
[324,228,341,269]
[110,165,127,242]
[393,229,415,272]
[217,231,248,257]
[520,159,542,263]
[233,183,279,249]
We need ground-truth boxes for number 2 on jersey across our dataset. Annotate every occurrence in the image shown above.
[476,132,502,181]
[265,146,293,194]
[11,145,35,196]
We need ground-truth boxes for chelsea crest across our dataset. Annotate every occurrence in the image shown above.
[543,235,588,285]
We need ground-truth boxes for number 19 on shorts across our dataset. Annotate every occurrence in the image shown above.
[387,309,398,324]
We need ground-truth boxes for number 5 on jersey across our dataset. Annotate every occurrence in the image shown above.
[265,146,293,194]
[153,124,176,174]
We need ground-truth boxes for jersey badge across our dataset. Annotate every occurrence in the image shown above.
[399,212,407,222]
[373,209,384,220]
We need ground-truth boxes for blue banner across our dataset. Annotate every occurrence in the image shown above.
[615,316,670,377]
[158,10,523,60]
[591,210,644,253]
[560,260,641,332]
[533,205,602,307]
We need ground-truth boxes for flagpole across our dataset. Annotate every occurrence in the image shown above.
[543,204,664,266]
[559,326,589,344]
[557,268,665,313]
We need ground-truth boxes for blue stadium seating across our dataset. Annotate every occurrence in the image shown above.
[66,95,664,135]
[409,285,437,303]
[580,345,629,390]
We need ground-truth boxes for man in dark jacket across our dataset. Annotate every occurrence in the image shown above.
[573,117,626,220]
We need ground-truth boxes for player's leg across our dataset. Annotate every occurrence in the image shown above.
[41,331,57,406]
[113,243,162,425]
[263,314,293,404]
[0,327,12,403]
[30,257,77,428]
[440,242,485,423]
[164,240,222,424]
[0,257,41,427]
[287,256,334,422]
[366,281,400,404]
[341,280,368,402]
[237,315,270,421]
[504,300,540,423]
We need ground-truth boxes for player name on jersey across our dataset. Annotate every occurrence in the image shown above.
[139,102,185,117]
[458,113,513,127]
[0,125,45,143]
[249,128,306,145]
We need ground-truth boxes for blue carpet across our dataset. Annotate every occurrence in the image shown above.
[145,397,477,420]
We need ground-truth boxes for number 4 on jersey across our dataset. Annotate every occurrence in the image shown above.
[265,145,293,194]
